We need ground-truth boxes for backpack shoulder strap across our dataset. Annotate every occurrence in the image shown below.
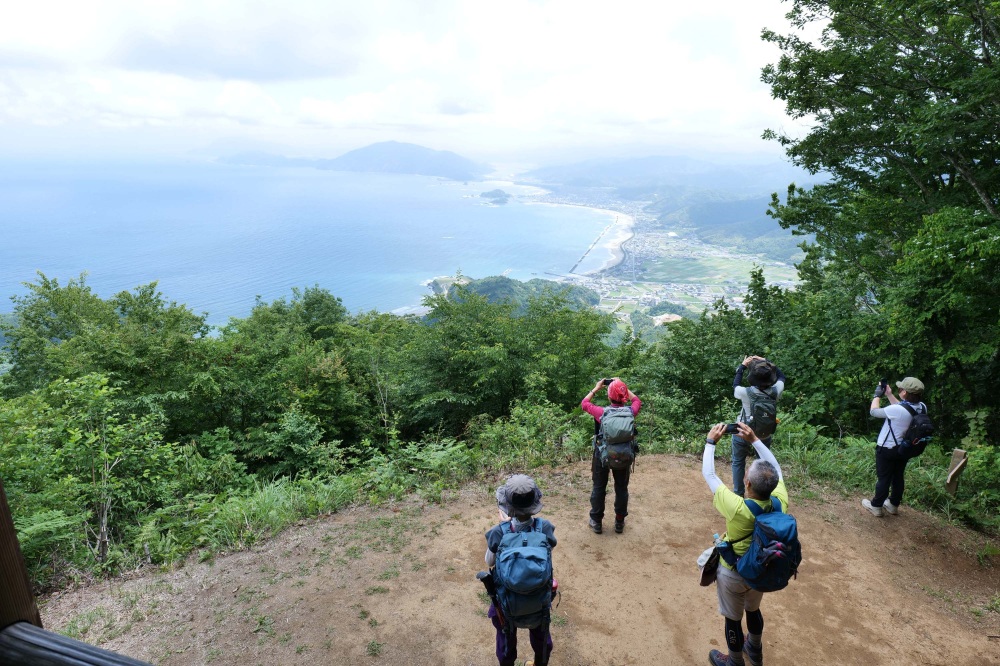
[728,499,768,545]
[743,498,779,517]
[885,403,908,445]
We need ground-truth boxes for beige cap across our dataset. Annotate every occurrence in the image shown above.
[896,377,925,393]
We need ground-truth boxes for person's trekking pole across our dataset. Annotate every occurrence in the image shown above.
[476,570,506,628]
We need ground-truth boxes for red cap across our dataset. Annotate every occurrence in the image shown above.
[608,379,629,404]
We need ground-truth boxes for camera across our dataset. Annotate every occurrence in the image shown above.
[602,378,613,386]
[724,423,740,435]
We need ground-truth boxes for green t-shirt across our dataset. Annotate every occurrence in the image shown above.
[713,479,789,570]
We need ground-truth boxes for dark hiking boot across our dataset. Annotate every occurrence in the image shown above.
[743,638,762,666]
[708,649,744,666]
[589,519,602,534]
[614,515,625,533]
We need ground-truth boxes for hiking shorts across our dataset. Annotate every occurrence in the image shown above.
[716,564,763,620]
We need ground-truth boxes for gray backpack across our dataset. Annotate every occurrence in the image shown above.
[598,406,637,470]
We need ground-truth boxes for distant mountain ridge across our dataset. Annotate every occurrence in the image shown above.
[520,154,820,196]
[219,141,492,181]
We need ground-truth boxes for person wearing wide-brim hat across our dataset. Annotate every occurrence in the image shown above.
[483,475,557,666]
[862,376,928,517]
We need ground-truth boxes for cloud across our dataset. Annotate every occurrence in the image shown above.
[109,20,361,82]
[0,0,804,160]
[0,49,66,71]
[438,99,486,116]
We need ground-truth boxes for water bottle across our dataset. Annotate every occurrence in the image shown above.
[713,532,726,548]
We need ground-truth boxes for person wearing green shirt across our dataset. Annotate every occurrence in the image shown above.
[702,422,788,666]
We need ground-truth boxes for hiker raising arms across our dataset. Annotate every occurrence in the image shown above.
[731,356,786,497]
[581,378,641,534]
[861,377,928,517]
[482,475,557,666]
[702,422,789,666]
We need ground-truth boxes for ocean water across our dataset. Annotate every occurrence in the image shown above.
[0,161,616,325]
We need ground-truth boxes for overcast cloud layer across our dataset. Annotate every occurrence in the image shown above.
[0,0,805,164]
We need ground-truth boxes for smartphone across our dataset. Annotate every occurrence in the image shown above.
[724,423,740,435]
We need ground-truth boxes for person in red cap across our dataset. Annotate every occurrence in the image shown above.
[581,377,642,534]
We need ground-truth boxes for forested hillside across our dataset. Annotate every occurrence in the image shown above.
[2,0,999,594]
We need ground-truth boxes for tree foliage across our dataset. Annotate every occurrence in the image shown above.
[760,0,1000,436]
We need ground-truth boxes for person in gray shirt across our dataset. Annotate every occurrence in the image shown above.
[731,356,786,496]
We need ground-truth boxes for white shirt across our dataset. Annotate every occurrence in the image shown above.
[871,401,926,448]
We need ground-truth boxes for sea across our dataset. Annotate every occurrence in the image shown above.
[0,161,617,326]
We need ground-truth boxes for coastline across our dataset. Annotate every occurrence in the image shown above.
[524,201,635,275]
[467,177,636,276]
[401,181,638,312]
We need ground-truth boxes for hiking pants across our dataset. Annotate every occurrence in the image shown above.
[872,445,908,507]
[731,435,772,497]
[590,447,630,522]
[488,604,552,666]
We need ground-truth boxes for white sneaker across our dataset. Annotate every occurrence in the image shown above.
[884,500,899,515]
[861,499,884,517]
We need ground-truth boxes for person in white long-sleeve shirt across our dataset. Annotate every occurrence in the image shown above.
[701,422,788,666]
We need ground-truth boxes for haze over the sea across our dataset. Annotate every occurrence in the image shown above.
[0,161,618,325]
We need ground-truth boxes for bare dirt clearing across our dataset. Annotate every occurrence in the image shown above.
[40,454,1000,665]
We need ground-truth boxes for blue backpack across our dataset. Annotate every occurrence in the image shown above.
[492,519,553,630]
[721,497,801,592]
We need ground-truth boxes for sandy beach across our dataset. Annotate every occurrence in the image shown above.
[524,200,635,275]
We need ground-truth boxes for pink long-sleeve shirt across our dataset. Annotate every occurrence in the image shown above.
[581,395,642,422]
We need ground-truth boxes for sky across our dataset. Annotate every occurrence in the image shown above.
[0,0,807,166]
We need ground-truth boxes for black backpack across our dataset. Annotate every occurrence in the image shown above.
[889,402,933,460]
[746,387,778,439]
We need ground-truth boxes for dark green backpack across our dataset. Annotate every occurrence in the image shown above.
[747,387,778,439]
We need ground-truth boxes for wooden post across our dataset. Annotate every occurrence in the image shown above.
[945,449,968,496]
[0,477,152,665]
[0,477,41,631]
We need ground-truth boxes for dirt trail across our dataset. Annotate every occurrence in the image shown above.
[40,454,1000,665]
